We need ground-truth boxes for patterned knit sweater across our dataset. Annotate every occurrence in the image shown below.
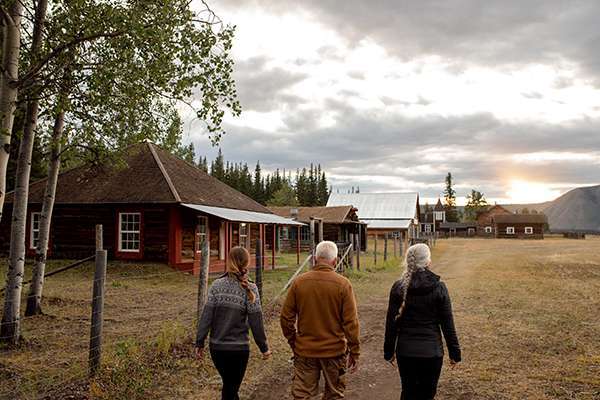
[196,275,269,353]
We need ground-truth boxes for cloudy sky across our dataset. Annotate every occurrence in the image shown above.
[183,0,600,205]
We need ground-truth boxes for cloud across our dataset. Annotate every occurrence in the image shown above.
[233,56,308,112]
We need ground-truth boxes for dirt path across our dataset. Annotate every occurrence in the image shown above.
[249,241,472,400]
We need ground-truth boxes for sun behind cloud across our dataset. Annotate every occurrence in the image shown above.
[506,180,561,204]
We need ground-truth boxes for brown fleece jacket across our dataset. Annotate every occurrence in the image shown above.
[280,263,360,359]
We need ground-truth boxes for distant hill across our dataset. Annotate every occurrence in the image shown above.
[501,202,551,214]
[543,185,600,232]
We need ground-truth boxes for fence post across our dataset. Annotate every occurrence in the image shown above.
[384,234,388,262]
[309,219,316,258]
[196,240,210,343]
[355,233,360,271]
[393,237,397,259]
[348,239,354,270]
[255,239,263,302]
[89,225,107,378]
[374,235,378,265]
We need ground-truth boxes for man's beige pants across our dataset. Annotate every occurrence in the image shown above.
[292,355,347,399]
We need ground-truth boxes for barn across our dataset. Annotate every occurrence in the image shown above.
[268,206,367,252]
[492,214,547,239]
[327,192,420,240]
[0,143,301,273]
[438,222,478,238]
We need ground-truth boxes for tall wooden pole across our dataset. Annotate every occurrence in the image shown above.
[355,232,361,271]
[384,234,388,262]
[255,239,263,301]
[310,219,316,257]
[374,235,378,265]
[272,225,276,270]
[296,226,301,266]
[89,225,107,377]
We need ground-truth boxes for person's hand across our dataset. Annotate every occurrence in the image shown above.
[449,359,459,369]
[347,354,358,374]
[262,350,272,360]
[194,346,204,361]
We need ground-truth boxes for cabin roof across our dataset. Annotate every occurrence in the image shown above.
[268,206,357,224]
[10,142,271,213]
[327,192,419,220]
[493,214,548,224]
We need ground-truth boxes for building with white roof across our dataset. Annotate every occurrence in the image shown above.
[327,192,420,239]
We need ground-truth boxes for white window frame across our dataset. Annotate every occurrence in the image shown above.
[525,227,533,235]
[118,212,141,252]
[239,223,249,248]
[506,226,515,235]
[280,226,289,240]
[30,212,41,250]
[300,226,310,241]
[484,226,493,234]
[424,224,432,233]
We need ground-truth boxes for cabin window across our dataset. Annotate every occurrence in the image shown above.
[239,223,249,248]
[525,227,533,235]
[300,226,310,241]
[119,212,141,252]
[30,212,41,249]
[506,227,515,235]
[280,227,289,240]
[434,211,445,221]
[424,224,432,233]
[485,226,493,233]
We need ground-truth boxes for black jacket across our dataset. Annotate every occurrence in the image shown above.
[384,269,461,362]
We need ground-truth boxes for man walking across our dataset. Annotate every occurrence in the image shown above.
[281,241,360,399]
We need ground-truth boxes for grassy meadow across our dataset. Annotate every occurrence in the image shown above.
[0,237,599,399]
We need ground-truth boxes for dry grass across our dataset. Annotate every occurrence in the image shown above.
[1,237,599,399]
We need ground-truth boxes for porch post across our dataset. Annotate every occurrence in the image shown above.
[296,225,301,266]
[272,225,276,270]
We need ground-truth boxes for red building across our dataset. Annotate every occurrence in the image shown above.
[0,143,301,273]
[476,205,512,237]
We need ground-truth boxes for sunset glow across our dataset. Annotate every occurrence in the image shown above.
[506,180,561,204]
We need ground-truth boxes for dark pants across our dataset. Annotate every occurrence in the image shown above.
[397,356,443,400]
[210,349,250,400]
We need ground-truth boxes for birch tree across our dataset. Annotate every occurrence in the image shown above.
[0,0,24,224]
[19,0,240,318]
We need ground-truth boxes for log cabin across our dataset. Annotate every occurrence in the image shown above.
[0,143,302,274]
[268,206,367,252]
[492,214,547,239]
[438,222,478,238]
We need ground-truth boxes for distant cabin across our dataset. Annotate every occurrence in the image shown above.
[0,143,301,274]
[438,222,478,238]
[492,214,547,239]
[268,206,367,251]
[327,192,420,240]
[419,199,446,234]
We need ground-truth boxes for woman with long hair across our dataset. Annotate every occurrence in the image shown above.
[384,243,461,400]
[196,246,271,400]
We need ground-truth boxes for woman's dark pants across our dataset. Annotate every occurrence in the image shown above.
[210,349,250,400]
[397,356,443,400]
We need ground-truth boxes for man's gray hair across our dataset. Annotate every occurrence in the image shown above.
[315,241,338,262]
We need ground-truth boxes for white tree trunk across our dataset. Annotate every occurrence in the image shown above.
[25,109,64,316]
[0,1,24,224]
[1,0,47,343]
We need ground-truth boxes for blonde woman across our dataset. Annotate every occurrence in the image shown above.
[196,246,271,400]
[384,243,461,400]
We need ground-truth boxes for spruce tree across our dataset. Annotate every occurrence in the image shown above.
[444,172,459,222]
[253,161,264,203]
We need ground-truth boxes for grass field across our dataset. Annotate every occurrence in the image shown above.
[1,237,599,399]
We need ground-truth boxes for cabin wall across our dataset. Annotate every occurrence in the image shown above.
[495,223,544,239]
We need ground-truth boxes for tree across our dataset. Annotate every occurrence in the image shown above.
[0,0,25,224]
[444,173,458,222]
[464,190,489,221]
[317,170,329,206]
[3,0,241,340]
[267,183,298,207]
[211,148,225,181]
[253,161,264,204]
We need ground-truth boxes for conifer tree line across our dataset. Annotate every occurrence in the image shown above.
[191,148,330,207]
